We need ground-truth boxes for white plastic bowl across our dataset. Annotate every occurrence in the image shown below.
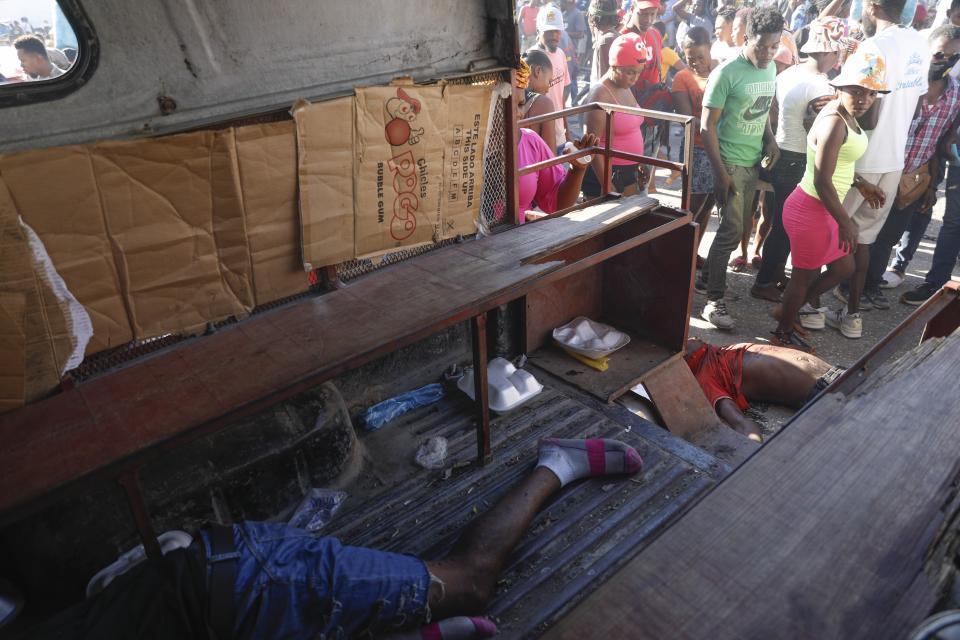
[552,316,630,359]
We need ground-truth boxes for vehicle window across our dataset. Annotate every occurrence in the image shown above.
[0,0,94,102]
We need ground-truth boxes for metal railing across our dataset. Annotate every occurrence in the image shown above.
[518,102,695,215]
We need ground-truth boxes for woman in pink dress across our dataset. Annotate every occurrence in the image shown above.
[581,31,648,197]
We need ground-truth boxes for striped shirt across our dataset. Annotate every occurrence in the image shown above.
[905,76,960,173]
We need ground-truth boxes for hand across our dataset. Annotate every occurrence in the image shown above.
[574,133,598,150]
[763,141,781,170]
[714,171,736,206]
[857,180,886,209]
[838,217,859,253]
[638,165,651,186]
[568,134,597,169]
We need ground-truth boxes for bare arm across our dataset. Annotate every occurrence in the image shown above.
[817,0,849,17]
[555,133,599,209]
[585,88,612,191]
[526,95,558,153]
[715,398,762,442]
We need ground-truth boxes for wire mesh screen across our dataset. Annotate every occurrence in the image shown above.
[337,69,511,282]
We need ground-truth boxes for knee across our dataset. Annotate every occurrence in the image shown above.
[835,257,855,279]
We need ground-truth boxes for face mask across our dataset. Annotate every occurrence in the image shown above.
[929,54,960,81]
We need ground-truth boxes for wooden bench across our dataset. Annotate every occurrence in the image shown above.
[0,194,697,559]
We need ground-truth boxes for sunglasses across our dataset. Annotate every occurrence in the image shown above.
[932,51,960,61]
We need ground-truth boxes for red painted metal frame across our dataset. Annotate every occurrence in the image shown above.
[518,102,694,211]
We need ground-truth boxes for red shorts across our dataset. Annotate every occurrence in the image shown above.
[685,344,750,411]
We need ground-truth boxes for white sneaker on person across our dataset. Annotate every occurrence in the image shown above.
[702,299,735,330]
[880,269,905,289]
[824,308,862,339]
[798,303,826,330]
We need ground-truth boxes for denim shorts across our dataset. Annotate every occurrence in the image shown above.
[209,522,432,639]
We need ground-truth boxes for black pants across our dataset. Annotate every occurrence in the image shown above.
[582,163,641,197]
[756,150,807,286]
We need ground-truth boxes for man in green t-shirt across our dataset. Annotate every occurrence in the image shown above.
[698,6,783,330]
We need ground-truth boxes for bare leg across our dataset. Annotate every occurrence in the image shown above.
[425,468,560,617]
[691,193,715,252]
[847,244,870,314]
[425,440,640,618]
[776,266,817,335]
[752,193,771,259]
[806,255,854,305]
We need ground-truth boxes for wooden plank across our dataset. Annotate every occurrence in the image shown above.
[524,259,603,353]
[528,334,674,403]
[545,333,960,640]
[641,355,722,442]
[602,220,696,351]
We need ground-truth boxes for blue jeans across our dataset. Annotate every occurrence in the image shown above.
[865,197,926,290]
[207,522,431,640]
[926,163,960,289]
[756,150,806,286]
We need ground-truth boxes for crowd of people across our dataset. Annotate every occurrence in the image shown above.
[515,0,960,351]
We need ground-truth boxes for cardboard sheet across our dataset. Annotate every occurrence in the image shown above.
[234,121,309,304]
[0,148,132,354]
[297,83,494,262]
[354,85,446,258]
[92,130,254,338]
[441,84,493,238]
[0,291,26,412]
[294,98,356,269]
[0,181,65,405]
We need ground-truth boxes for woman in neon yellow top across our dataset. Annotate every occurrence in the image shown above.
[772,46,889,351]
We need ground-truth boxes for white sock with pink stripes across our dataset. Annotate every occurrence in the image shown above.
[536,438,643,487]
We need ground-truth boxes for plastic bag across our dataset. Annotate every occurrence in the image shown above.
[288,489,348,533]
[362,383,445,431]
[415,436,448,470]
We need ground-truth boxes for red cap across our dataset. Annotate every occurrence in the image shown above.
[609,32,649,67]
[633,0,661,9]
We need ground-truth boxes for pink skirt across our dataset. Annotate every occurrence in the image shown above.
[782,187,849,270]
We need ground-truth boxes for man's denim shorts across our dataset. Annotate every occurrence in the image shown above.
[204,521,432,639]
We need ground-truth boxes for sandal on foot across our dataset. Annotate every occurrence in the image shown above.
[729,256,747,270]
[751,256,762,268]
[770,329,815,353]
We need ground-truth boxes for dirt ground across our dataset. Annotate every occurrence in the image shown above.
[648,152,956,435]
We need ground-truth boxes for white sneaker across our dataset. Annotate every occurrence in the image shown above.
[799,303,826,330]
[702,299,735,330]
[825,308,862,339]
[880,269,905,289]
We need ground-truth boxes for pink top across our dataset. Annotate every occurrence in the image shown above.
[601,111,645,166]
[518,128,566,222]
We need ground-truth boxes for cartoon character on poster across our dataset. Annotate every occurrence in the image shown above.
[384,88,425,147]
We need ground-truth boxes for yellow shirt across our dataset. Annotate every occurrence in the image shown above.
[660,47,680,81]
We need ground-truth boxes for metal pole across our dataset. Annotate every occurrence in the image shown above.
[602,110,612,196]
